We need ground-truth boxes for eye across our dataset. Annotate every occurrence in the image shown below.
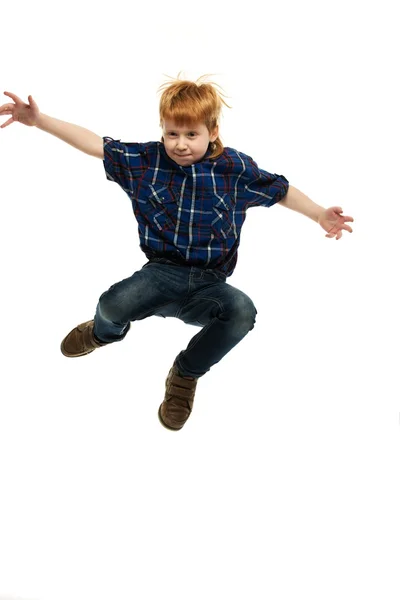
[167,132,177,137]
[188,132,197,138]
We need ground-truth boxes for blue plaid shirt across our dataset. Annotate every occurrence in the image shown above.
[103,138,289,277]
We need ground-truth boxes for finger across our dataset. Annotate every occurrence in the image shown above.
[0,117,14,128]
[341,224,353,233]
[341,215,354,222]
[336,230,342,240]
[28,94,38,108]
[3,91,23,104]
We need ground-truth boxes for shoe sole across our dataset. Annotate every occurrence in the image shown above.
[60,342,95,358]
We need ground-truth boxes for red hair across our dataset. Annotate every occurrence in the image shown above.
[158,75,230,159]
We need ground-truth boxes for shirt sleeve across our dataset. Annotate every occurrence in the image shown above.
[243,156,289,208]
[102,137,150,194]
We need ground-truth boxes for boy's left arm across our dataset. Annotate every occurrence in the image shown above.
[279,185,354,240]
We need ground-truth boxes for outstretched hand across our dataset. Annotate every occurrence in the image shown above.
[318,206,354,240]
[0,91,40,128]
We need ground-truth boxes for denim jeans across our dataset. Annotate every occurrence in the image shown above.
[93,259,257,379]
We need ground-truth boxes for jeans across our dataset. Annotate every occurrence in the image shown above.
[93,259,257,379]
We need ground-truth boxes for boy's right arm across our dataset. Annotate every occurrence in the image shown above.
[0,92,104,159]
[36,113,104,159]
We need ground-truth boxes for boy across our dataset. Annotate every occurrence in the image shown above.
[0,77,353,431]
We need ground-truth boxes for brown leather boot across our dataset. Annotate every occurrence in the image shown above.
[158,364,198,430]
[60,320,106,357]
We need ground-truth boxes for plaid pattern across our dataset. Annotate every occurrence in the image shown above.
[103,138,289,277]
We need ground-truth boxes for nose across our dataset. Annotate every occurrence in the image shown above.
[176,136,188,150]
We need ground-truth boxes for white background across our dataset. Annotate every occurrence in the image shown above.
[0,1,399,599]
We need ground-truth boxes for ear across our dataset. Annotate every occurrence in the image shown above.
[210,125,219,142]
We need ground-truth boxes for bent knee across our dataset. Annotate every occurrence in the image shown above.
[98,287,130,322]
[224,294,257,329]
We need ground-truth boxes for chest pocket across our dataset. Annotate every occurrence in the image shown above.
[209,194,236,239]
[141,185,236,239]
[171,191,235,238]
[143,185,178,231]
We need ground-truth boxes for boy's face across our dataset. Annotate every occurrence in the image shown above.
[162,119,218,166]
